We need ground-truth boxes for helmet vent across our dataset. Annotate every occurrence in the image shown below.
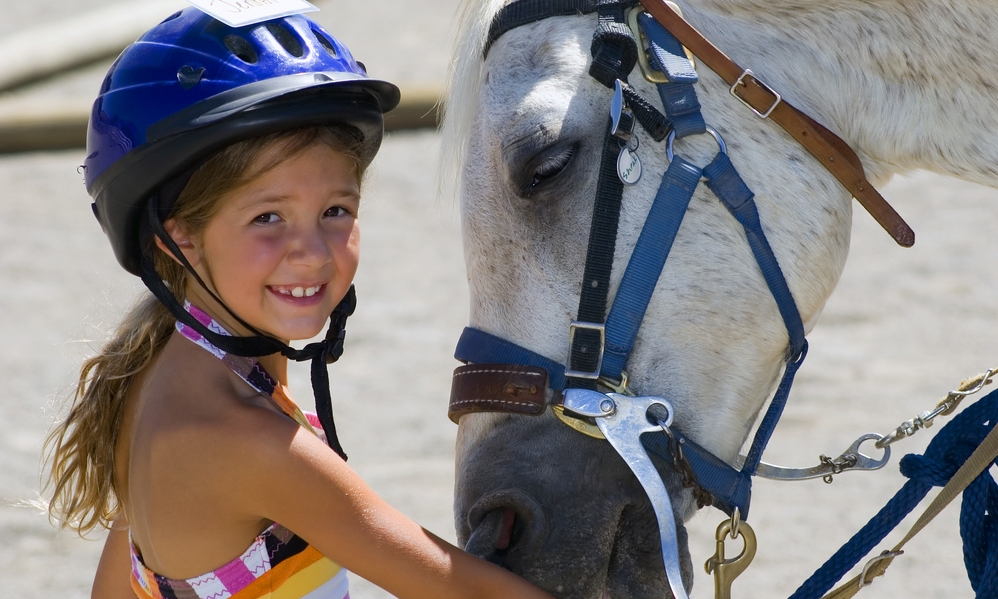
[224,35,258,64]
[177,65,206,90]
[160,11,182,24]
[265,23,303,58]
[313,29,338,58]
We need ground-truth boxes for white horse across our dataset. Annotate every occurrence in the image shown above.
[441,0,998,596]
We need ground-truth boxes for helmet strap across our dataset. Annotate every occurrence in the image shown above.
[147,193,270,338]
[142,196,352,460]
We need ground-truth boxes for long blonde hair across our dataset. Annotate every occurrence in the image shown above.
[44,125,367,535]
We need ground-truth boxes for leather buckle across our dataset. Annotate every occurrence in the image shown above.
[565,321,606,380]
[730,69,782,118]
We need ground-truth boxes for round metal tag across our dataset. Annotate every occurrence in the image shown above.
[617,148,642,185]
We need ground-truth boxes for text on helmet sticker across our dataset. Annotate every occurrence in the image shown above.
[185,0,319,28]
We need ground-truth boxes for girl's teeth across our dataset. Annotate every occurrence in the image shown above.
[285,286,320,298]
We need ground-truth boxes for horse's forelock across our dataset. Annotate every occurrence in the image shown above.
[439,0,508,197]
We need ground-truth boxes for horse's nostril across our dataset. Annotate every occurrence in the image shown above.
[495,507,516,550]
[464,490,549,561]
[464,508,508,563]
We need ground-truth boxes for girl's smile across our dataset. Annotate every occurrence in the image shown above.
[166,143,361,342]
[269,284,326,299]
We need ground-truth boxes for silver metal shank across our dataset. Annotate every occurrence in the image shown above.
[564,390,690,599]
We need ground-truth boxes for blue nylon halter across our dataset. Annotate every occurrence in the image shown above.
[455,11,806,519]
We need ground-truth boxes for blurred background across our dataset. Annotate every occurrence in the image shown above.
[1,1,996,597]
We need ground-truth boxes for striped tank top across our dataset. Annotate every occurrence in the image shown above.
[128,302,350,599]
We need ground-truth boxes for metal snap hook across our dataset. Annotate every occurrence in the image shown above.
[705,519,757,599]
[666,127,727,163]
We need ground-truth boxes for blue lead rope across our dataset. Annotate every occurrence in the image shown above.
[790,388,998,599]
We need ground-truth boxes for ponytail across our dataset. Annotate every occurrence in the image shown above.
[43,293,176,534]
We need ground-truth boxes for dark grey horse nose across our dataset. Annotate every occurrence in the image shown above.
[463,489,548,564]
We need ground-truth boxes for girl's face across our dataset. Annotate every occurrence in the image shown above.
[183,144,361,341]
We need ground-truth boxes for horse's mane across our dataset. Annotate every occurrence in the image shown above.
[439,0,506,196]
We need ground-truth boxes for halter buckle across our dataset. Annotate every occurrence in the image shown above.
[730,69,782,119]
[565,320,606,380]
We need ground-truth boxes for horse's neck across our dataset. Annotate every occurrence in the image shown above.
[685,0,998,186]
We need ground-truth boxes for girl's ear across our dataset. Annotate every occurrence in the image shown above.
[155,219,202,268]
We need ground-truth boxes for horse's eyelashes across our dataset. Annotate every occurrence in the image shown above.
[526,143,577,192]
[531,152,570,185]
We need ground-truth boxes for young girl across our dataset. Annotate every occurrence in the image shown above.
[44,8,555,599]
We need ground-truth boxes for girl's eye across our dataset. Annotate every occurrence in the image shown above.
[253,212,280,224]
[324,206,350,218]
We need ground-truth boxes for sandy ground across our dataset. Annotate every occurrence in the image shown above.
[2,1,998,598]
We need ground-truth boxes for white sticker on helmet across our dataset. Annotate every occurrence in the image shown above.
[185,0,318,28]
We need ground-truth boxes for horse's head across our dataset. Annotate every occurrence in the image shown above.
[443,1,856,596]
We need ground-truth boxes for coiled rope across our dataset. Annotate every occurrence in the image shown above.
[790,388,998,599]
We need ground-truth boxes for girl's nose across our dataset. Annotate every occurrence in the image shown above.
[288,225,335,266]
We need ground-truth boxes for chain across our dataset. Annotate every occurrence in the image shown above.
[818,453,858,484]
[876,368,997,449]
[659,421,714,508]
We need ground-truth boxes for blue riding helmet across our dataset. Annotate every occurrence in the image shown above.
[85,7,400,276]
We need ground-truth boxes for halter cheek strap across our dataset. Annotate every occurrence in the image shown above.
[142,195,353,461]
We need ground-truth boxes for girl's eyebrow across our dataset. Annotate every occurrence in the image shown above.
[232,188,361,211]
[232,193,292,210]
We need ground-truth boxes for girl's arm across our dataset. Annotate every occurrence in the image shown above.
[92,516,134,599]
[235,419,556,599]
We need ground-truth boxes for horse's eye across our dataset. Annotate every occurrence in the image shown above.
[523,142,578,194]
[531,145,575,186]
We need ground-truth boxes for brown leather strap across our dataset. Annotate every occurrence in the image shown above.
[639,0,914,247]
[449,364,550,423]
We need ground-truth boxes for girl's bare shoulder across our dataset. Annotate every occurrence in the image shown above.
[121,336,326,577]
[130,334,317,497]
